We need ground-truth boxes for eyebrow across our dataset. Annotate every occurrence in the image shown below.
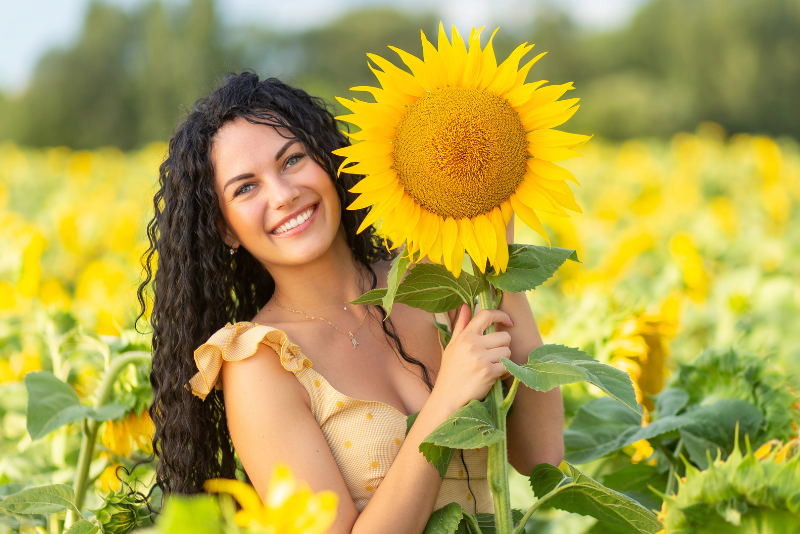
[222,140,300,193]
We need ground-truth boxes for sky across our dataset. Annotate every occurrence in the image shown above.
[0,0,648,92]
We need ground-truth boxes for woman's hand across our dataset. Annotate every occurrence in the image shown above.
[430,303,514,413]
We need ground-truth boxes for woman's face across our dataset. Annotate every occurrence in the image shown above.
[211,117,342,269]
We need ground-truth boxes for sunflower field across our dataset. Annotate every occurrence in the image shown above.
[1,124,799,533]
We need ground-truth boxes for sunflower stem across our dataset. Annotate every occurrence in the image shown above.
[474,262,514,534]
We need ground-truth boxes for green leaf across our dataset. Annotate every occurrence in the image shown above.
[406,411,419,437]
[0,484,79,516]
[564,397,763,465]
[64,520,100,534]
[488,245,579,292]
[382,249,414,316]
[530,463,662,534]
[600,464,667,511]
[25,372,91,440]
[434,319,453,350]
[155,495,221,534]
[423,502,464,534]
[654,388,689,418]
[474,510,525,534]
[423,400,505,450]
[352,264,482,313]
[90,403,128,422]
[502,345,640,414]
[419,442,455,479]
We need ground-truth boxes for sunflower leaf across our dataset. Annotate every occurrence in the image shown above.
[382,248,415,316]
[0,484,80,516]
[501,344,640,414]
[529,463,662,534]
[352,264,481,313]
[488,244,579,292]
[423,502,464,534]
[419,442,455,479]
[422,400,505,450]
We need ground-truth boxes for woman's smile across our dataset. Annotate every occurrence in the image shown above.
[270,202,319,237]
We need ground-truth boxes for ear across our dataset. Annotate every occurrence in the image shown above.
[215,214,240,249]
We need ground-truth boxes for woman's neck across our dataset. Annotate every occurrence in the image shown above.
[267,226,370,311]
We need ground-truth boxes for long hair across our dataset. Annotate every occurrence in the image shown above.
[137,72,433,495]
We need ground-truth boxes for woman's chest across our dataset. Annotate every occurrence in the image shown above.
[281,304,443,417]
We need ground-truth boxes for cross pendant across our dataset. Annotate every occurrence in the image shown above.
[348,332,359,348]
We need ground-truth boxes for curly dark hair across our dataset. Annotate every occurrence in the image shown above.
[137,71,434,495]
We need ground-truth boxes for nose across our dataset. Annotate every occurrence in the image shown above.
[267,174,301,211]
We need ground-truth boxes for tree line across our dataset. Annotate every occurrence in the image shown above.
[0,0,798,149]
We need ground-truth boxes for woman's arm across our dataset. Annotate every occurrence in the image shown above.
[495,218,565,474]
[222,319,508,534]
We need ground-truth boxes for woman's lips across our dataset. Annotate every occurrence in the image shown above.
[270,203,319,238]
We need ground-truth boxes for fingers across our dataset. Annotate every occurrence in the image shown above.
[450,303,472,337]
[480,330,512,349]
[465,309,513,335]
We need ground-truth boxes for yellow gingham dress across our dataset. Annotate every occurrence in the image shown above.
[189,320,493,514]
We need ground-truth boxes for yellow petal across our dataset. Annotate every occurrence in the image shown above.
[441,217,458,272]
[490,206,509,273]
[451,238,465,279]
[505,79,548,109]
[448,25,468,86]
[511,52,547,90]
[388,45,438,92]
[516,179,568,216]
[523,102,580,131]
[461,26,485,87]
[366,53,427,97]
[339,155,393,176]
[418,210,441,260]
[518,83,575,113]
[347,181,398,211]
[205,479,264,514]
[421,30,448,89]
[341,124,396,143]
[356,185,403,233]
[526,129,592,148]
[460,217,486,272]
[487,42,534,96]
[500,200,514,225]
[428,225,444,264]
[436,22,452,65]
[478,28,499,90]
[510,193,550,245]
[335,97,403,123]
[527,157,580,185]
[473,213,497,262]
[348,169,398,194]
[334,140,392,161]
[533,176,583,213]
[528,145,583,162]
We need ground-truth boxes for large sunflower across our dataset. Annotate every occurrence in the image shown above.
[334,24,589,278]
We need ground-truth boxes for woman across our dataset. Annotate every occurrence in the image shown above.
[139,71,564,533]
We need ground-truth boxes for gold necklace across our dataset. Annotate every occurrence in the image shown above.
[273,298,368,348]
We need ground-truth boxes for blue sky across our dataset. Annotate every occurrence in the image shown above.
[0,0,647,92]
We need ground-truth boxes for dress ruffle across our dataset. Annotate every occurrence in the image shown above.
[189,322,312,400]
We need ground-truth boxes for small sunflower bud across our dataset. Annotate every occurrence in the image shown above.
[91,490,144,534]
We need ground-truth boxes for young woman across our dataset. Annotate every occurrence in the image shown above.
[139,71,563,534]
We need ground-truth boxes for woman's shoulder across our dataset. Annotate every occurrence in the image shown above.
[189,321,312,400]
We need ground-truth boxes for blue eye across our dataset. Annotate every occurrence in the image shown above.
[234,183,255,197]
[286,153,305,168]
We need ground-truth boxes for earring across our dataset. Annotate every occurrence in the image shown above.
[229,247,236,255]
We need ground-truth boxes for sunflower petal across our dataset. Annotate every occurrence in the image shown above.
[334,141,392,160]
[448,25,468,86]
[460,217,486,272]
[366,53,426,97]
[490,207,509,273]
[348,169,398,194]
[478,27,499,90]
[388,46,438,92]
[428,224,444,264]
[451,238,465,279]
[421,30,448,89]
[355,185,403,233]
[528,145,583,162]
[516,180,568,216]
[518,83,575,113]
[526,129,592,148]
[527,158,581,185]
[487,42,534,96]
[512,52,547,89]
[510,193,550,245]
[418,210,441,260]
[501,200,514,225]
[339,155,393,176]
[441,217,458,272]
[533,178,583,213]
[347,181,397,211]
[474,213,497,263]
[505,79,548,109]
[462,26,485,87]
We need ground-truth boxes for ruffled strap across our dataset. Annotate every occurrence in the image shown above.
[189,322,312,400]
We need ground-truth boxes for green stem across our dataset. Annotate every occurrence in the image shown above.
[474,263,513,534]
[462,512,483,534]
[65,352,151,528]
[665,439,684,496]
[500,378,520,416]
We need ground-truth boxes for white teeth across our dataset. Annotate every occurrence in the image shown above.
[272,206,315,234]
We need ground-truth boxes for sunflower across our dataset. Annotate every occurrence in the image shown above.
[334,23,589,277]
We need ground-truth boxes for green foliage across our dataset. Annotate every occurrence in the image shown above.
[382,248,415,316]
[153,495,222,534]
[90,490,148,534]
[424,502,466,534]
[64,520,100,534]
[672,347,799,442]
[0,484,79,516]
[488,246,578,293]
[24,371,127,440]
[662,440,800,533]
[529,463,663,534]
[351,263,482,313]
[502,345,640,414]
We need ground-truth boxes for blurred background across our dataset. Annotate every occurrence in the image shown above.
[1,1,799,528]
